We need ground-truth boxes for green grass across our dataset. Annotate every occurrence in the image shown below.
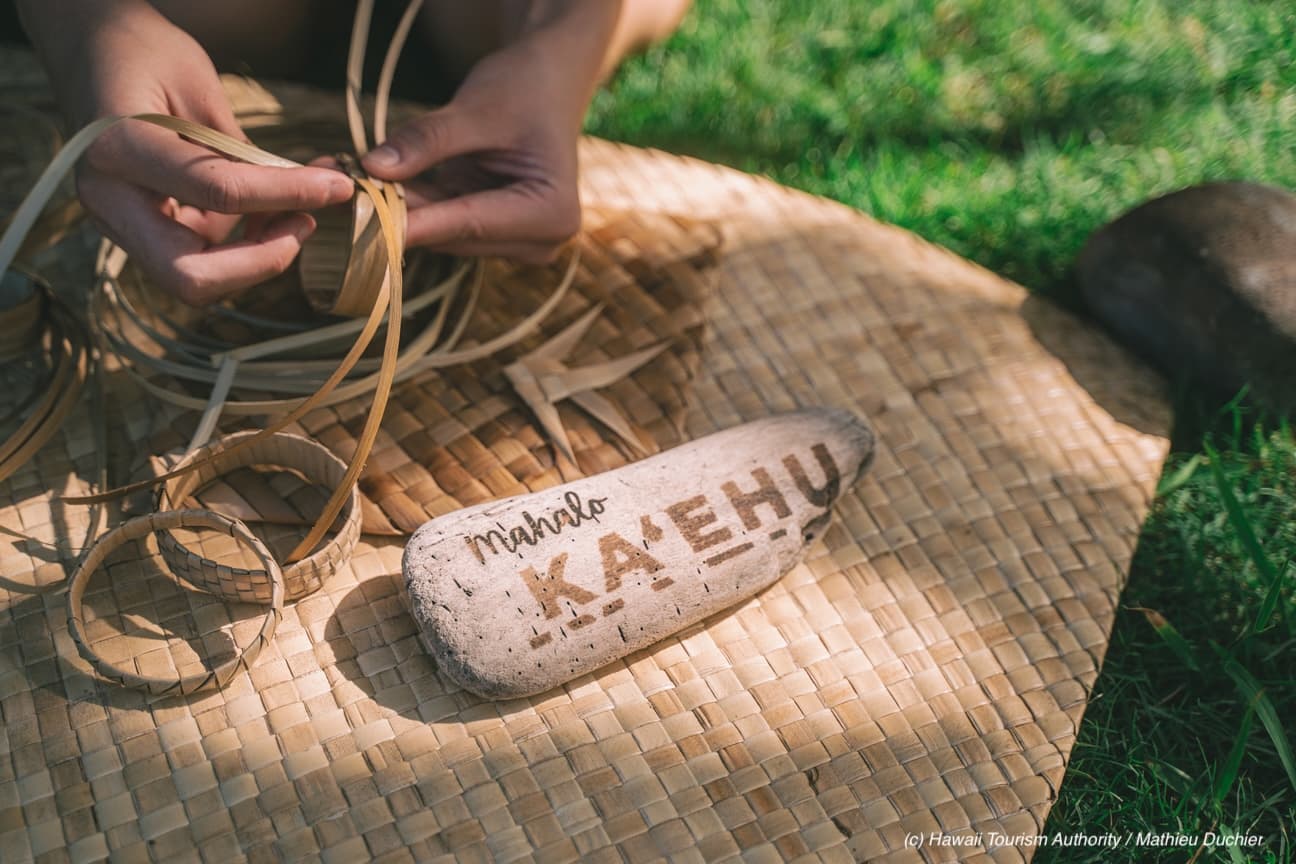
[588,0,1295,295]
[587,2,1296,860]
[1041,411,1296,863]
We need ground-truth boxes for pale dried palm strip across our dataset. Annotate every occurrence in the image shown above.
[0,107,75,266]
[92,266,461,393]
[323,0,419,318]
[402,248,580,371]
[344,0,376,157]
[66,509,284,695]
[570,389,657,457]
[208,300,313,334]
[83,343,111,550]
[287,175,402,563]
[65,273,390,502]
[373,0,426,145]
[538,341,672,402]
[0,332,83,482]
[97,257,468,377]
[505,364,575,462]
[94,253,572,416]
[188,357,239,452]
[436,262,481,350]
[523,302,604,361]
[93,279,416,404]
[0,295,88,485]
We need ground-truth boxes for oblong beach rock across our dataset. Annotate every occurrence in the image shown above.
[1077,181,1296,412]
[403,408,875,699]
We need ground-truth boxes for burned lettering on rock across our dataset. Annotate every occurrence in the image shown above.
[465,491,608,565]
[520,553,597,619]
[599,532,664,592]
[516,442,842,637]
[666,494,732,552]
[405,409,875,699]
[722,467,791,530]
[783,443,840,507]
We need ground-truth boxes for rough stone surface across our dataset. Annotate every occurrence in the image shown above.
[402,408,875,699]
[1077,181,1296,412]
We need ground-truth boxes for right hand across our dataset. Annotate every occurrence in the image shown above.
[25,1,354,305]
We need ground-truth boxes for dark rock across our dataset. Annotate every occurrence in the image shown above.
[1076,181,1296,413]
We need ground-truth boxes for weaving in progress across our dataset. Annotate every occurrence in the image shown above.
[0,0,1174,859]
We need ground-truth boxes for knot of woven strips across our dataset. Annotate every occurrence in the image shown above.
[299,153,408,318]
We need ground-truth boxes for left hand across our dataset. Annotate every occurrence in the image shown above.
[361,7,614,263]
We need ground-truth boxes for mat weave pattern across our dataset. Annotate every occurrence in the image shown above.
[0,66,1171,863]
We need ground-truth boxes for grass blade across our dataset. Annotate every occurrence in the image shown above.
[1214,643,1296,795]
[1132,607,1199,671]
[1216,825,1250,864]
[1252,561,1291,637]
[1203,442,1286,634]
[1212,699,1256,806]
[1157,453,1202,498]
[1146,757,1194,797]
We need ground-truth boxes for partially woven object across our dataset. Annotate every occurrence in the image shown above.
[66,509,286,697]
[0,58,1171,863]
[156,431,362,602]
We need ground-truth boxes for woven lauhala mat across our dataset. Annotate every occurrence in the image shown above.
[0,74,1172,864]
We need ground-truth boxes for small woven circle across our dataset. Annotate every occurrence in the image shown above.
[66,509,284,696]
[299,155,406,317]
[157,430,361,602]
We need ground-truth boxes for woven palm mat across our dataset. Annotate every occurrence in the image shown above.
[0,75,1172,864]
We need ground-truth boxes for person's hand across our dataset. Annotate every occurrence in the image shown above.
[361,3,618,263]
[21,0,354,305]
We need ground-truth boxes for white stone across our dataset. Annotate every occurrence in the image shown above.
[402,409,875,699]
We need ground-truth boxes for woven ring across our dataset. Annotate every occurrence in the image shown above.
[67,509,284,696]
[156,430,361,603]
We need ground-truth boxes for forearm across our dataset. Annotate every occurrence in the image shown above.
[508,0,689,77]
[499,0,621,123]
[17,0,160,123]
[18,0,140,65]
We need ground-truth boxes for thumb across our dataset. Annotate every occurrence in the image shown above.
[362,108,480,180]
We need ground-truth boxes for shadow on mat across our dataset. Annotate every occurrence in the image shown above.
[0,576,248,709]
[324,569,804,722]
[1020,294,1169,438]
[325,573,550,721]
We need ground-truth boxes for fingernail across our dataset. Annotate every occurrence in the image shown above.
[365,144,400,169]
[329,175,356,199]
[292,216,316,243]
